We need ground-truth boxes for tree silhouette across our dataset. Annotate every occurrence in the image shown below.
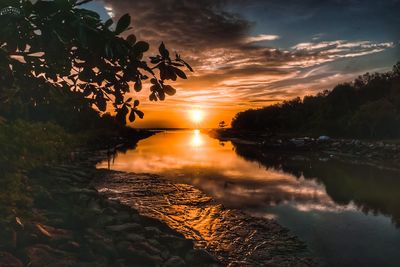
[0,0,192,125]
[219,121,227,128]
[232,62,400,138]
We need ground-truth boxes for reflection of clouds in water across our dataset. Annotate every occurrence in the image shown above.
[293,202,358,213]
[97,131,352,214]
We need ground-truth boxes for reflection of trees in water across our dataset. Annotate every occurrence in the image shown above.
[233,143,400,227]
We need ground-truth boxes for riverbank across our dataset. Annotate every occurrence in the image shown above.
[0,132,220,267]
[0,127,317,266]
[208,129,400,170]
[95,170,313,266]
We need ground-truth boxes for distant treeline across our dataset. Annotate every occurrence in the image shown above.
[232,62,400,138]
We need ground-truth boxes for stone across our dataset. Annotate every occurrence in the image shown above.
[165,256,186,267]
[0,251,23,267]
[60,241,81,252]
[161,249,171,260]
[0,229,17,250]
[25,244,77,267]
[106,223,142,232]
[160,235,193,252]
[144,226,162,238]
[120,244,162,266]
[134,241,161,256]
[125,233,144,242]
[34,223,72,242]
[185,249,218,265]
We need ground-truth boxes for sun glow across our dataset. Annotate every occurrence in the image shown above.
[189,109,204,124]
[190,129,203,147]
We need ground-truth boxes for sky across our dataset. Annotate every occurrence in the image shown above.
[85,0,400,128]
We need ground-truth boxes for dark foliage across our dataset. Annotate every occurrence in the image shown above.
[0,0,192,125]
[232,62,400,138]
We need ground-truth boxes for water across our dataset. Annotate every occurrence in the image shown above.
[97,130,400,266]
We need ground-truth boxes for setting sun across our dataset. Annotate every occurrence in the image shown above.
[189,109,204,124]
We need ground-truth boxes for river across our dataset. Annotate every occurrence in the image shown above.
[97,130,400,266]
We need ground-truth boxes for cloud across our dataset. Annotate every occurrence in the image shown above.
[101,0,251,49]
[95,0,399,127]
[291,40,395,64]
[245,34,280,43]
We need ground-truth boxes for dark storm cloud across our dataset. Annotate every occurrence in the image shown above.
[101,0,251,49]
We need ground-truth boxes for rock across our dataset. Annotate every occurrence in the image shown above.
[87,199,103,213]
[318,136,331,142]
[165,255,186,267]
[0,229,17,250]
[185,249,218,265]
[161,249,171,260]
[68,188,98,196]
[134,241,161,256]
[34,224,73,243]
[160,235,193,253]
[119,243,162,266]
[125,233,144,242]
[144,226,162,238]
[106,223,141,232]
[102,207,118,215]
[96,215,115,227]
[0,251,23,267]
[64,241,81,251]
[114,211,132,223]
[25,244,77,267]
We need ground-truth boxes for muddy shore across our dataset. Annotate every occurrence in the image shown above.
[0,137,313,267]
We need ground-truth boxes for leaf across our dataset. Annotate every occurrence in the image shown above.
[158,90,165,101]
[181,60,194,72]
[149,92,157,101]
[159,42,169,58]
[104,18,113,29]
[134,109,144,119]
[133,41,150,53]
[134,100,139,107]
[115,14,131,35]
[163,85,176,96]
[55,0,71,10]
[128,109,136,122]
[134,79,142,92]
[96,97,107,112]
[150,56,161,64]
[173,66,187,79]
[116,105,129,124]
[126,34,136,46]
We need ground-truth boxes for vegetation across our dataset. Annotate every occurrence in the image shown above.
[219,121,227,128]
[0,0,191,126]
[0,120,76,227]
[0,0,191,245]
[232,62,400,138]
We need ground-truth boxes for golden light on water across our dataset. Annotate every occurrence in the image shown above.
[191,129,203,147]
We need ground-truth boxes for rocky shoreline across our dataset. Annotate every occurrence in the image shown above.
[0,146,220,267]
[208,129,400,170]
[95,171,313,266]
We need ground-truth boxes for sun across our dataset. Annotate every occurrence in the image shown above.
[189,109,204,124]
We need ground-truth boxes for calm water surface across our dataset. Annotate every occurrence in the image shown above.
[98,130,400,266]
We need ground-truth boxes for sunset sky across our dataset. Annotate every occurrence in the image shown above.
[86,0,400,128]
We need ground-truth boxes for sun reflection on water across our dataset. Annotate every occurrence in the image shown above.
[190,129,203,147]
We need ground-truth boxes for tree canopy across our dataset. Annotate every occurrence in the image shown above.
[0,0,192,125]
[232,63,400,138]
